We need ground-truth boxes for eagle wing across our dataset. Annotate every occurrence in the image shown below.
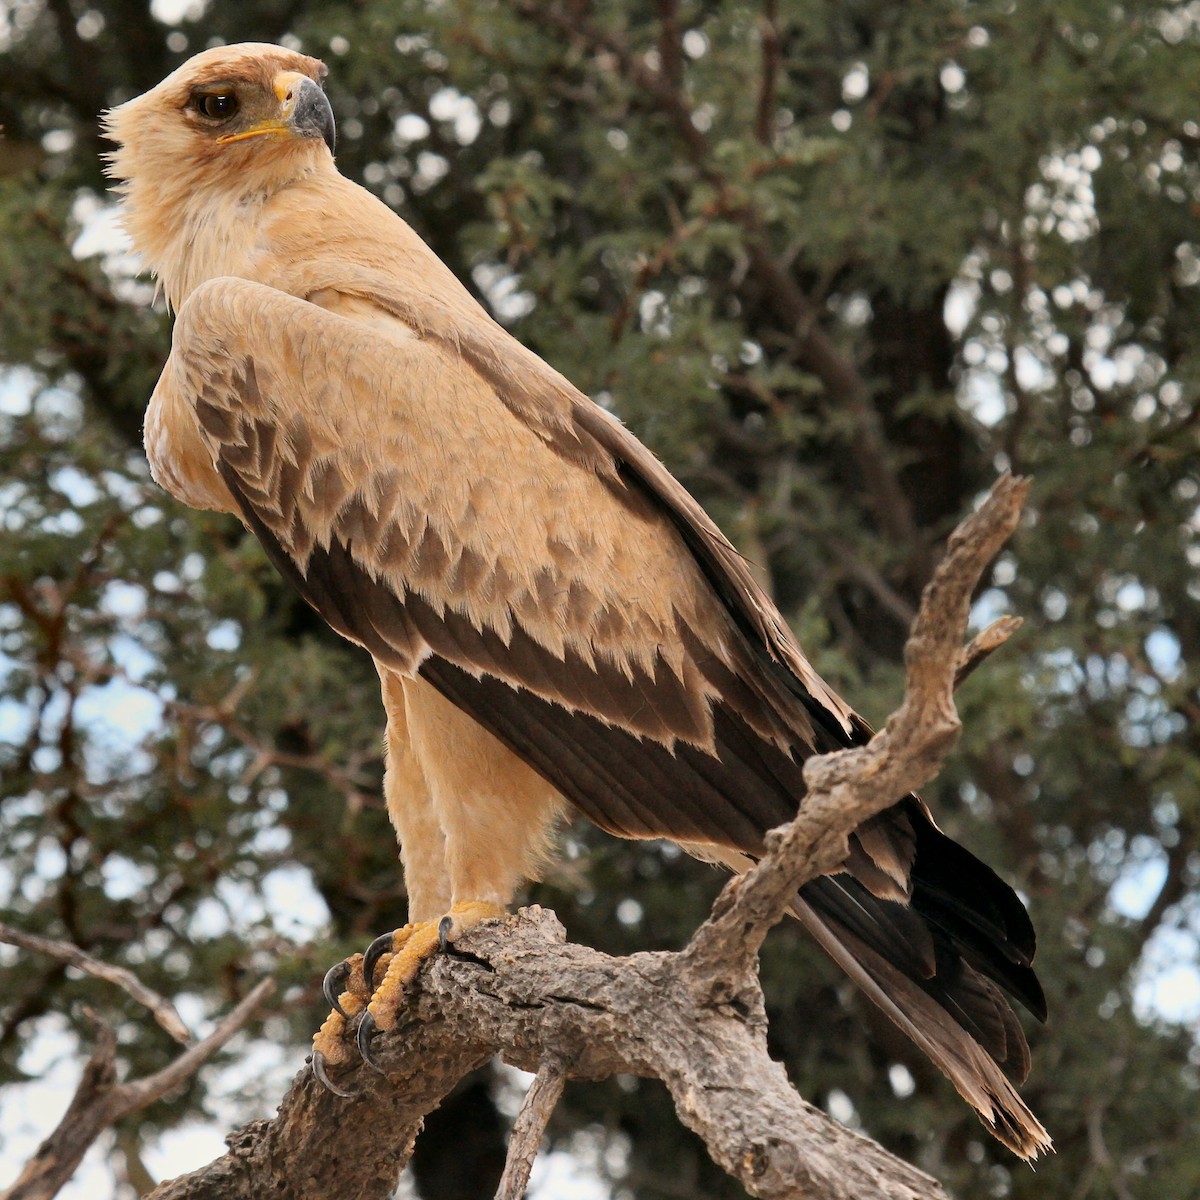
[167,271,1048,1156]
[172,272,844,850]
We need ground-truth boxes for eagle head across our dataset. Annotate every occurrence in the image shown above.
[103,43,334,306]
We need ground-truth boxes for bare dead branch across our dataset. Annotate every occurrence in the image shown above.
[0,923,190,1045]
[494,1056,568,1200]
[687,474,1030,979]
[144,908,944,1200]
[0,1010,118,1200]
[955,615,1023,689]
[0,983,274,1200]
[115,980,276,1112]
[146,1018,494,1200]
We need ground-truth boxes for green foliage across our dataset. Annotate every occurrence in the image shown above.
[3,2,1199,1197]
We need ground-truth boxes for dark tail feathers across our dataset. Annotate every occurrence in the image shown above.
[793,825,1051,1159]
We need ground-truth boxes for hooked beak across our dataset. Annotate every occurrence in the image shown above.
[217,73,336,155]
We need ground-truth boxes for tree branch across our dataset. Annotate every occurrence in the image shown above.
[0,984,274,1200]
[755,0,782,146]
[955,615,1023,689]
[0,924,190,1045]
[0,1010,118,1200]
[494,1056,567,1200]
[686,474,1029,981]
[115,981,276,1112]
[136,474,1029,1200]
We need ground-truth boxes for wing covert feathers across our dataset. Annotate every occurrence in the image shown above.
[169,273,1048,1156]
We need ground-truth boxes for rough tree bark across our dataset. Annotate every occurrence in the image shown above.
[5,475,1032,1200]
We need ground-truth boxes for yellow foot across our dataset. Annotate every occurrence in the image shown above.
[310,904,506,1090]
[310,925,416,1092]
[365,901,506,1035]
[436,899,507,947]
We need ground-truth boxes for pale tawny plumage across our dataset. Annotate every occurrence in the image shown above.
[104,43,1050,1156]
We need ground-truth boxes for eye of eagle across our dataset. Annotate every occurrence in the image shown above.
[193,91,239,121]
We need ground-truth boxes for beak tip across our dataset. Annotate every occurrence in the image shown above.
[291,75,336,157]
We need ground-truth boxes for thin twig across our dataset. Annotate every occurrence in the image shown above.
[824,536,918,630]
[494,1056,568,1200]
[955,615,1023,689]
[0,923,190,1044]
[116,979,275,1111]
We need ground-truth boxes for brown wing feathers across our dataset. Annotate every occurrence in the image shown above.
[179,275,1048,1155]
[224,481,808,849]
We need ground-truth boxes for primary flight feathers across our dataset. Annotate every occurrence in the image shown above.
[105,43,1049,1156]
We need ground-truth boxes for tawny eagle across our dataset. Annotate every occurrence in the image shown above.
[104,43,1049,1157]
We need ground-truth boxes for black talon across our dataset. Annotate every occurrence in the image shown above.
[356,1010,385,1073]
[437,915,453,952]
[322,960,352,1018]
[363,931,394,989]
[311,1050,357,1099]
